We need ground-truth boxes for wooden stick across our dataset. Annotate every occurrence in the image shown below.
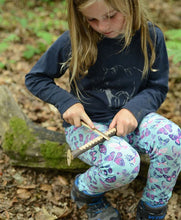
[67,128,117,166]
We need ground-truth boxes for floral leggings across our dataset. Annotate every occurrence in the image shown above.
[65,113,181,206]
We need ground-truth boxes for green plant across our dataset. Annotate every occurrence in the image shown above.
[0,34,20,54]
[4,33,20,42]
[36,31,53,44]
[165,29,181,65]
[0,0,5,5]
[1,1,67,58]
[23,45,41,59]
[0,42,8,53]
[23,40,49,59]
[16,17,28,28]
[0,62,5,69]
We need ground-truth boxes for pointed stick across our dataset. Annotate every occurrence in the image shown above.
[67,128,117,166]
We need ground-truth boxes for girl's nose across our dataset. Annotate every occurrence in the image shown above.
[97,20,109,32]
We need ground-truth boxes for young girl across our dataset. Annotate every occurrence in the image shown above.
[25,0,181,219]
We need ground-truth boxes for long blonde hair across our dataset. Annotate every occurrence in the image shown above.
[66,0,156,92]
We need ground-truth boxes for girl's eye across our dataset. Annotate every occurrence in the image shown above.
[86,12,117,22]
[87,18,96,22]
[107,12,117,19]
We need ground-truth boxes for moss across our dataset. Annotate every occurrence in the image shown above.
[40,141,66,159]
[2,117,36,158]
[40,141,89,170]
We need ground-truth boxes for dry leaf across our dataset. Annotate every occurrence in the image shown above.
[56,175,68,186]
[16,189,31,200]
[52,205,72,218]
[5,210,10,220]
[40,184,52,192]
[9,197,18,207]
[35,207,56,220]
[17,184,37,189]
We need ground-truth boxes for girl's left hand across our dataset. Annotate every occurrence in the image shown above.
[109,108,138,136]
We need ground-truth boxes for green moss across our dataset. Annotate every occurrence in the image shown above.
[2,117,36,158]
[40,141,89,170]
[41,140,68,168]
[40,141,66,159]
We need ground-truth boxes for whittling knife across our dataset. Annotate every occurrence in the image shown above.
[81,121,110,140]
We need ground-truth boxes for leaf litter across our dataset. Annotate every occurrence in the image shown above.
[0,0,181,219]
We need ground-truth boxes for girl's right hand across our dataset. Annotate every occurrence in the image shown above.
[62,103,95,129]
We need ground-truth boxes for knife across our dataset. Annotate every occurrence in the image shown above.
[81,121,110,140]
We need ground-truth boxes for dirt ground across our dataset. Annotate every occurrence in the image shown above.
[0,0,181,219]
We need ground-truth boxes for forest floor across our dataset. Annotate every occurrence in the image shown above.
[0,0,181,219]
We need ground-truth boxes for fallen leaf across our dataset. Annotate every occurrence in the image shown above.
[16,189,31,200]
[9,196,18,207]
[13,173,25,184]
[5,210,10,220]
[35,207,57,220]
[40,184,52,192]
[17,184,37,189]
[55,175,68,186]
[52,205,72,218]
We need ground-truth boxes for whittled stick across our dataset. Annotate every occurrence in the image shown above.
[67,128,117,166]
[72,128,116,159]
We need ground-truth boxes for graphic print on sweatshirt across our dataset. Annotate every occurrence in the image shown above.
[96,64,142,109]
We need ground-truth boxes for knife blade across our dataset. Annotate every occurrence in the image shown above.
[81,121,110,140]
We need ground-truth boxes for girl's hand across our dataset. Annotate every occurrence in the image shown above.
[62,103,94,128]
[109,109,138,136]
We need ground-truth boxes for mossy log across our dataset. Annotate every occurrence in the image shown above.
[0,85,88,171]
[0,85,181,183]
[2,117,89,171]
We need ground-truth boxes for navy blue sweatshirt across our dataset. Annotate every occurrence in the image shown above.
[25,25,169,127]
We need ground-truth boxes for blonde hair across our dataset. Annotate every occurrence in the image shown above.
[66,0,156,93]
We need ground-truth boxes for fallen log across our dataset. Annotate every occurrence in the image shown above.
[0,85,89,171]
[0,85,181,183]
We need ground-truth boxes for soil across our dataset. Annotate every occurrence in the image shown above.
[0,0,181,219]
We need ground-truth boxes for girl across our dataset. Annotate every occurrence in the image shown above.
[25,0,181,219]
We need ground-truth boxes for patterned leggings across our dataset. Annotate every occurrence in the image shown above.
[65,113,181,206]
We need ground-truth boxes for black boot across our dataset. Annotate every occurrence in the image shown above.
[71,176,121,220]
[136,200,167,220]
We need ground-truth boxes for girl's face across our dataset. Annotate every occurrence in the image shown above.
[81,0,125,38]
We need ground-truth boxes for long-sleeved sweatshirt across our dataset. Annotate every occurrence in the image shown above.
[25,24,169,127]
